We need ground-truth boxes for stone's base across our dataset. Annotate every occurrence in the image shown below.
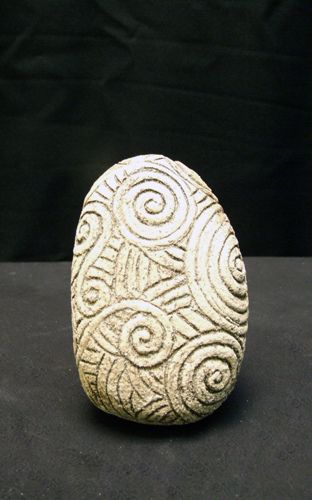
[71,155,249,424]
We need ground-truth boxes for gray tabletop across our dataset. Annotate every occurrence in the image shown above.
[1,258,311,499]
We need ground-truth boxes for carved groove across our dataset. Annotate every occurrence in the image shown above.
[71,154,249,424]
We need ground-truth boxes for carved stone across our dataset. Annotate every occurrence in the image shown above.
[71,155,249,424]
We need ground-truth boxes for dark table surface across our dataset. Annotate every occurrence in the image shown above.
[1,258,311,500]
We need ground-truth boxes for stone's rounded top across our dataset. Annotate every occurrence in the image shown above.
[71,154,249,425]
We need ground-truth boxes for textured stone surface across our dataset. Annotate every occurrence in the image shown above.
[71,155,249,425]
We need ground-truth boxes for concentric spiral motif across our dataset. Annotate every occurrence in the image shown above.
[165,332,243,422]
[71,154,249,425]
[119,307,173,368]
[113,164,196,247]
[72,201,112,318]
[185,205,248,336]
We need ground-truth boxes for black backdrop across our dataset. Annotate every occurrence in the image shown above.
[0,1,311,260]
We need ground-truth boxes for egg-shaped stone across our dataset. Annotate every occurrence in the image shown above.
[71,155,248,424]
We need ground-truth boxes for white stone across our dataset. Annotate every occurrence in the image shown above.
[71,155,249,424]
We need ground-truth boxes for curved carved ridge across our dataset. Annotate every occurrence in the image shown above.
[72,154,249,425]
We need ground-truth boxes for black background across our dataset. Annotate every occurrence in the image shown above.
[0,1,311,260]
[0,3,311,498]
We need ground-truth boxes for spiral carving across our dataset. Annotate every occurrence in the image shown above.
[113,165,196,247]
[73,201,112,317]
[185,205,248,335]
[77,300,173,364]
[119,308,173,368]
[165,332,243,422]
[72,155,249,424]
[74,212,100,256]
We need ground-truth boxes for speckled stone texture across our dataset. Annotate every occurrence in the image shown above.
[71,155,248,424]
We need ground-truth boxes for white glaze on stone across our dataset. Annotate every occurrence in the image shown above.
[71,155,249,424]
